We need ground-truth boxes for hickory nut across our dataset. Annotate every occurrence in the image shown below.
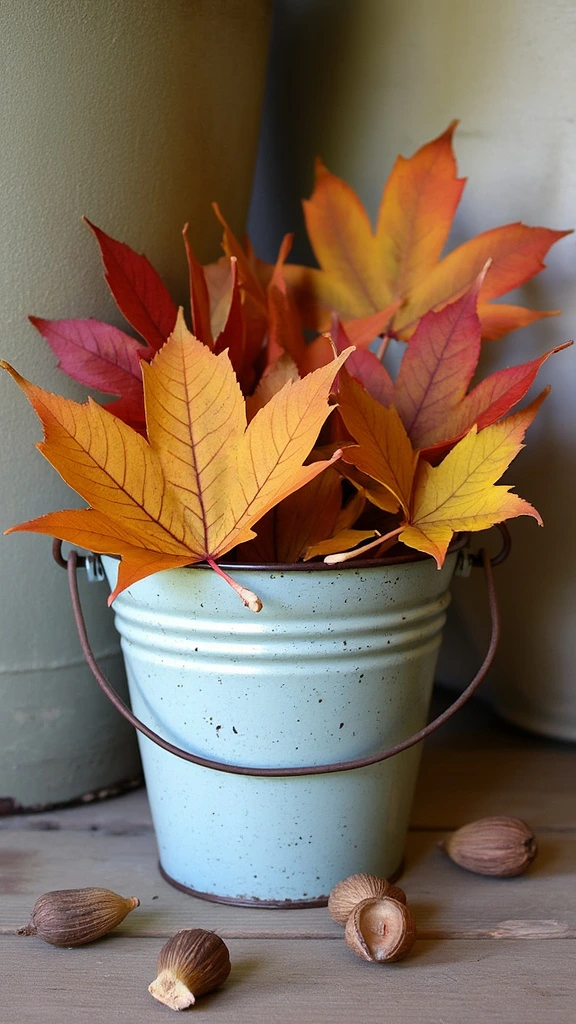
[149,929,231,1011]
[18,887,139,947]
[345,896,416,963]
[440,816,538,877]
[328,872,407,926]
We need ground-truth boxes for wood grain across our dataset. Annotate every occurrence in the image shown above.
[1,697,574,1023]
[2,936,574,1024]
[1,828,574,937]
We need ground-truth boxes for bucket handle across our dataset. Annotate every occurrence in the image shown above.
[58,531,506,778]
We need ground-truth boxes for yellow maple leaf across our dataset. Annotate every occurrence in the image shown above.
[399,399,544,566]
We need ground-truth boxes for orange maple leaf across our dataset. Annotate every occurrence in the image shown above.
[285,123,569,340]
[337,370,418,517]
[2,314,352,608]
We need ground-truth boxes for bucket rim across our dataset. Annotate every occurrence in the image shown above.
[98,532,469,574]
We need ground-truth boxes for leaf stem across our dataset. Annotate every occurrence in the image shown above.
[207,558,262,612]
[376,333,391,362]
[323,526,403,565]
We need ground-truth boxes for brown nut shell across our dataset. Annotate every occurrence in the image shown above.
[149,929,231,1011]
[345,896,416,963]
[441,816,538,877]
[19,887,139,947]
[328,873,407,926]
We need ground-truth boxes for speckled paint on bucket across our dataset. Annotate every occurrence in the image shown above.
[102,554,457,905]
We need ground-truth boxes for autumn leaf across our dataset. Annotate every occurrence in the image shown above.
[241,357,374,564]
[337,370,417,516]
[246,353,300,422]
[393,267,487,449]
[85,219,178,350]
[300,314,396,405]
[2,318,353,607]
[419,346,571,462]
[237,469,342,564]
[376,120,466,298]
[212,203,269,312]
[266,234,307,368]
[29,316,152,432]
[184,244,255,392]
[396,222,569,336]
[392,267,572,454]
[285,124,569,339]
[183,223,213,346]
[303,485,375,560]
[474,303,561,343]
[399,396,545,566]
[237,469,374,564]
[211,203,269,361]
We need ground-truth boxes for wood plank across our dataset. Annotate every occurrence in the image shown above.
[412,747,576,830]
[2,935,574,1024]
[413,692,576,829]
[2,828,574,937]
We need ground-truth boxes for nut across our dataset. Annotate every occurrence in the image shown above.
[328,873,407,926]
[344,896,416,963]
[148,929,231,1011]
[440,816,538,877]
[18,887,139,947]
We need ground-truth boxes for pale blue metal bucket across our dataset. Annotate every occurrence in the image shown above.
[100,551,459,905]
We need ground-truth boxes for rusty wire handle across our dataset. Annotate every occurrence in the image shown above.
[64,545,501,778]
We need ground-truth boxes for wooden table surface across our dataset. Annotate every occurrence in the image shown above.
[1,695,575,1022]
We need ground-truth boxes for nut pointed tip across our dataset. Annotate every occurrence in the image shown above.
[149,973,196,1011]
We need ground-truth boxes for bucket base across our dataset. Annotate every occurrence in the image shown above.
[158,859,405,908]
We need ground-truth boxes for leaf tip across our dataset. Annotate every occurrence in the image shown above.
[313,155,328,176]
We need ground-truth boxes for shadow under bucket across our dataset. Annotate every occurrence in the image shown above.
[60,533,501,906]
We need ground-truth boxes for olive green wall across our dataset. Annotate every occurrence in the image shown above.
[0,0,271,806]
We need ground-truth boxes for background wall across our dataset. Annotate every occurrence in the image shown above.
[0,0,270,806]
[248,0,576,737]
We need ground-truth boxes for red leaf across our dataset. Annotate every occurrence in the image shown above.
[418,344,572,461]
[84,219,178,351]
[393,268,487,447]
[30,316,150,426]
[300,318,394,405]
[102,394,147,434]
[334,318,394,406]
